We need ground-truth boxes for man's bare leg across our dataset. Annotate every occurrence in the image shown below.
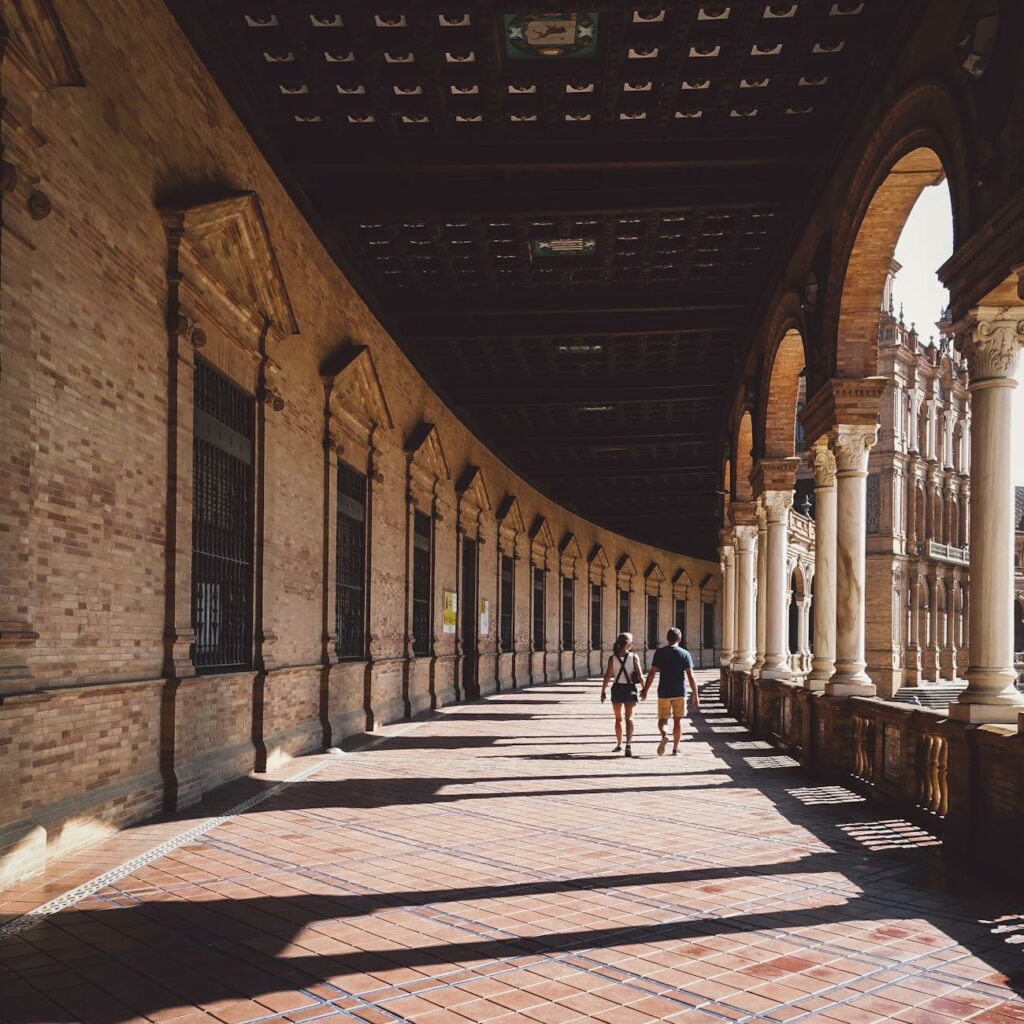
[657,717,668,756]
[672,714,683,754]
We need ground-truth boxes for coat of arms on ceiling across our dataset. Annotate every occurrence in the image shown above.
[504,13,599,60]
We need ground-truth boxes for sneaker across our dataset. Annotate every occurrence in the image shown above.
[657,737,668,756]
[612,744,622,752]
[624,745,632,757]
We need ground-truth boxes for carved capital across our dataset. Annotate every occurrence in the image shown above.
[953,306,1024,382]
[810,439,836,489]
[829,424,877,475]
[761,490,793,523]
[733,524,758,552]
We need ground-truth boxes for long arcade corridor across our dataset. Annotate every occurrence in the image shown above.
[1,675,1021,1024]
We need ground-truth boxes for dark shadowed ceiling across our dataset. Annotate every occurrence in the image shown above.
[166,1,922,559]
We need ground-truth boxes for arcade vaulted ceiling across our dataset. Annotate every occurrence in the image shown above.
[167,1,923,558]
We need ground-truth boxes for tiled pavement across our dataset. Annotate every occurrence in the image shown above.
[2,674,1023,1024]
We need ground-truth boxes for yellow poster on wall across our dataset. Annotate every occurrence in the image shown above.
[442,590,457,634]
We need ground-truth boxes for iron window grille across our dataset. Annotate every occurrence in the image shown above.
[500,554,514,653]
[647,593,659,649]
[561,575,574,651]
[703,600,715,649]
[590,583,601,650]
[336,463,367,659]
[618,588,630,635]
[412,510,432,656]
[191,359,254,674]
[532,567,545,651]
[675,598,687,645]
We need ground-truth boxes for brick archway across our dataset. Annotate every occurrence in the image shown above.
[733,410,754,502]
[761,327,807,461]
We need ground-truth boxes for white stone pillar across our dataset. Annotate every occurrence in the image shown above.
[732,524,757,672]
[827,424,878,696]
[951,308,1024,723]
[761,492,793,680]
[943,410,955,471]
[807,441,836,691]
[797,597,811,674]
[720,534,736,670]
[754,506,767,675]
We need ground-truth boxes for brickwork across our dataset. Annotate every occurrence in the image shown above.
[0,0,719,886]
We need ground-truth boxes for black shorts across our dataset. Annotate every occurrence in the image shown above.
[610,682,639,705]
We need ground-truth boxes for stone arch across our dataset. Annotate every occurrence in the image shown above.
[824,80,969,381]
[760,323,808,461]
[733,410,754,502]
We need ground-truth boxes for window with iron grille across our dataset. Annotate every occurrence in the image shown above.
[336,463,367,659]
[703,600,715,649]
[191,359,254,674]
[532,567,545,651]
[412,510,432,657]
[675,598,687,645]
[590,583,601,650]
[618,587,630,635]
[500,554,514,653]
[647,593,659,649]
[561,575,574,651]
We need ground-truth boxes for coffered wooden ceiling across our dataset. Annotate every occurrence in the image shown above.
[167,1,922,558]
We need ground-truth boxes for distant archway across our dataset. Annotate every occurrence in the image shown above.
[734,411,754,502]
[762,328,807,460]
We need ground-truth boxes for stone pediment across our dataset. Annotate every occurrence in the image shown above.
[406,422,450,481]
[616,554,638,577]
[2,0,83,94]
[672,568,693,596]
[322,345,393,432]
[588,544,610,569]
[644,562,666,583]
[559,533,583,560]
[162,192,299,345]
[530,516,555,551]
[700,573,720,592]
[457,465,492,512]
[497,495,527,534]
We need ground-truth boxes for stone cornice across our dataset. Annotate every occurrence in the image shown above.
[750,457,800,497]
[799,377,888,447]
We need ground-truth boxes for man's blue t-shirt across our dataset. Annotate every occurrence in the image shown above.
[651,644,694,698]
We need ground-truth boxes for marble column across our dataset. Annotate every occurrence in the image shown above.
[797,598,811,675]
[760,492,793,680]
[754,505,768,675]
[719,533,736,670]
[807,441,836,691]
[731,524,757,672]
[826,424,878,696]
[950,307,1024,723]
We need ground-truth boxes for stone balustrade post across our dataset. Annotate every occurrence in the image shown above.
[950,307,1024,722]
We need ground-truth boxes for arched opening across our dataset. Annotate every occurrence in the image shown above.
[763,328,806,460]
[1014,599,1024,660]
[835,147,949,381]
[914,484,926,545]
[734,411,754,502]
[788,566,805,664]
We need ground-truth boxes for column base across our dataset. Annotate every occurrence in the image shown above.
[826,661,875,697]
[948,699,1024,724]
[730,655,755,673]
[949,672,1024,724]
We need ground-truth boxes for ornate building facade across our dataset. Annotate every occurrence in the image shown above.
[865,261,971,698]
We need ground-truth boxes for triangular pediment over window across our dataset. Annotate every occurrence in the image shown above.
[530,516,555,552]
[700,573,720,593]
[161,192,299,345]
[616,554,639,577]
[322,344,394,432]
[3,0,84,93]
[497,494,527,534]
[457,465,492,513]
[559,533,583,561]
[406,422,450,481]
[644,562,666,584]
[588,544,611,570]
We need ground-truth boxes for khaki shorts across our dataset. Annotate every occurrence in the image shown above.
[658,696,687,719]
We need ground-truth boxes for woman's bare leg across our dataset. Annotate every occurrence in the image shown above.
[613,703,623,745]
[624,703,635,745]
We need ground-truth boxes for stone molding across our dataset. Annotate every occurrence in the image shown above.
[733,524,758,551]
[750,458,800,498]
[800,377,888,447]
[952,306,1024,383]
[761,491,793,523]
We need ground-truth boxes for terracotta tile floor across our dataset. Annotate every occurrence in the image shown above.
[2,674,1023,1024]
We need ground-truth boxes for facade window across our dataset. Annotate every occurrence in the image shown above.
[675,598,687,645]
[590,583,602,650]
[500,554,514,654]
[532,567,545,651]
[618,587,630,634]
[647,593,659,649]
[561,575,574,651]
[191,359,254,674]
[412,510,432,657]
[702,600,715,649]
[335,464,367,659]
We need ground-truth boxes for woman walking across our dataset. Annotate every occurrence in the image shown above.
[600,632,643,757]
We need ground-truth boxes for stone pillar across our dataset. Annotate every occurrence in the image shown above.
[906,571,922,685]
[797,597,811,675]
[760,492,793,680]
[807,441,836,691]
[950,308,1024,723]
[719,533,736,670]
[731,521,757,672]
[827,425,878,696]
[754,504,768,675]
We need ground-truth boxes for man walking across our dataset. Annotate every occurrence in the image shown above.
[642,627,700,755]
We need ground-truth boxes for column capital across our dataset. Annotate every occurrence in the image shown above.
[810,439,836,489]
[760,490,793,524]
[953,306,1024,383]
[733,523,758,551]
[829,424,878,475]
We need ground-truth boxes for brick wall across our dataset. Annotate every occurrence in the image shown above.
[0,0,720,885]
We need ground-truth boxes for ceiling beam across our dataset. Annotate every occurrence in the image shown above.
[448,384,724,407]
[495,428,713,446]
[522,464,717,480]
